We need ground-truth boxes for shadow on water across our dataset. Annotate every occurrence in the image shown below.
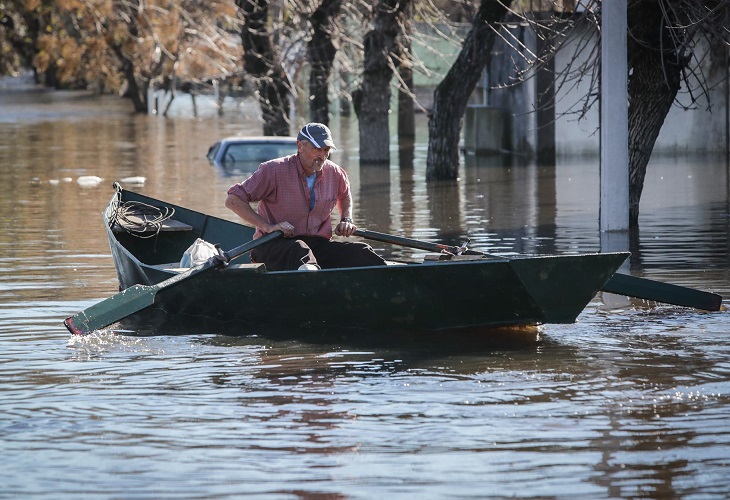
[198,324,551,382]
[114,309,544,355]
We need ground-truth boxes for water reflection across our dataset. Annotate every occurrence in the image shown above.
[359,164,392,236]
[127,312,545,354]
[462,154,560,255]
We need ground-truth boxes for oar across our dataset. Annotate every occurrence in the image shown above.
[354,228,501,258]
[355,228,723,311]
[64,231,282,335]
[601,272,722,311]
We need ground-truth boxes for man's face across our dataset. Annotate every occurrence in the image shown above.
[298,139,332,174]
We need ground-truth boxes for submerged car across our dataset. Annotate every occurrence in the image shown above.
[206,136,298,172]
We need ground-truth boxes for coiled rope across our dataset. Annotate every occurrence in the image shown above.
[108,191,176,239]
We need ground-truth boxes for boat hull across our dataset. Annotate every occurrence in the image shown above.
[104,188,629,333]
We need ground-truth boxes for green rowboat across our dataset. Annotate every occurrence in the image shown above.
[82,186,633,334]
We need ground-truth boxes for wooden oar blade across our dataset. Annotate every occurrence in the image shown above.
[603,273,723,311]
[64,230,283,335]
[64,284,157,335]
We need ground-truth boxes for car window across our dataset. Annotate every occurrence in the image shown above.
[206,142,221,161]
[222,143,295,164]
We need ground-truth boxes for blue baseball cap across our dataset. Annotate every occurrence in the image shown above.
[297,123,336,149]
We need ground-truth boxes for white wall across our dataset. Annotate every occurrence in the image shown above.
[553,26,728,155]
[478,21,729,156]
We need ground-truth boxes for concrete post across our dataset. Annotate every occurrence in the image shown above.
[600,0,629,235]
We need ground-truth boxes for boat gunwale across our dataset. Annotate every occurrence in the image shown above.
[104,188,630,279]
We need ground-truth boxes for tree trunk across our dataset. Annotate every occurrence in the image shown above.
[355,0,412,164]
[627,0,689,226]
[426,0,512,180]
[115,50,148,113]
[397,62,415,140]
[108,3,148,114]
[307,0,342,125]
[397,0,415,143]
[237,0,290,136]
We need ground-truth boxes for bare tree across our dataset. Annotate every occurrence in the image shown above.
[237,0,291,135]
[525,0,727,224]
[426,0,512,180]
[503,1,729,224]
[426,0,730,227]
[307,0,342,124]
[625,0,729,225]
[353,0,413,164]
[397,0,415,144]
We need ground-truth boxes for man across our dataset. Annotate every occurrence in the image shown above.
[225,122,386,271]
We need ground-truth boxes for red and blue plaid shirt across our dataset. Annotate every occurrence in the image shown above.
[227,154,350,240]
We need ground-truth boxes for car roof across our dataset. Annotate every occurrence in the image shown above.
[218,136,297,144]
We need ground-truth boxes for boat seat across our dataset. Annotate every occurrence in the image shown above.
[112,217,193,234]
[149,263,189,273]
[149,262,266,273]
[423,253,488,262]
[226,263,267,273]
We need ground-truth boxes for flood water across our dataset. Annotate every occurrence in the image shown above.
[1,75,729,498]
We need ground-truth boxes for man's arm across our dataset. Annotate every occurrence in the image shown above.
[225,193,294,237]
[334,189,356,237]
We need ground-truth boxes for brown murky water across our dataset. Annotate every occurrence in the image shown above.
[1,75,729,498]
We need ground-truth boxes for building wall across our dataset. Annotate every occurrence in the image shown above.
[477,21,729,156]
[556,25,728,155]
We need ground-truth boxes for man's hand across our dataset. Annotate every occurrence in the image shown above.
[271,221,295,237]
[335,219,356,237]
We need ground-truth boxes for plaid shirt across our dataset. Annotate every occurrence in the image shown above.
[227,153,350,239]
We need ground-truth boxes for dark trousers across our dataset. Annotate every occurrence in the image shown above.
[251,236,386,271]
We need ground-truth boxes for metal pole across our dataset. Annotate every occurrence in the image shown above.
[725,41,730,165]
[599,0,629,234]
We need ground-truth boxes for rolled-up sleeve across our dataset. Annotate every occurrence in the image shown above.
[227,163,276,203]
[227,182,252,202]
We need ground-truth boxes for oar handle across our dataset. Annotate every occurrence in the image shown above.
[354,228,497,257]
[225,230,282,262]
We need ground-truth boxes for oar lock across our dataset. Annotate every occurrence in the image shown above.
[426,238,481,261]
[208,244,231,266]
[439,238,471,256]
[455,238,471,256]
